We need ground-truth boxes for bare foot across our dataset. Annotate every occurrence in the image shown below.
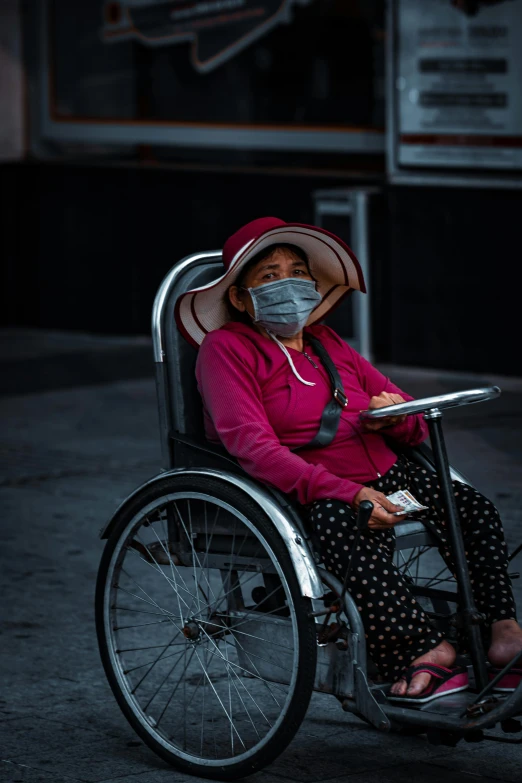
[488,619,522,668]
[390,640,456,698]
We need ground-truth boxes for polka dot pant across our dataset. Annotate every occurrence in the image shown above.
[308,456,517,682]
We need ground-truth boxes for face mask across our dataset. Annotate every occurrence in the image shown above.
[246,278,322,338]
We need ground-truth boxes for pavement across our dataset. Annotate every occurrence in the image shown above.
[1,329,522,783]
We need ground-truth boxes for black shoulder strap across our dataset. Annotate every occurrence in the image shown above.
[293,335,348,451]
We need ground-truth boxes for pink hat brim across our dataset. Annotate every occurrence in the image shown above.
[175,222,366,348]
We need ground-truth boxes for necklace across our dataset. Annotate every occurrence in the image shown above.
[302,350,318,369]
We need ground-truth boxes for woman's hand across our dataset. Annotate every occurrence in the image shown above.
[361,391,407,432]
[352,486,407,530]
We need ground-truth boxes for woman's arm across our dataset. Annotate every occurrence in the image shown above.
[354,352,428,446]
[196,331,364,505]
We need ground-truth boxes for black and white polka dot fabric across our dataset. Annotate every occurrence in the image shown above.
[308,455,517,682]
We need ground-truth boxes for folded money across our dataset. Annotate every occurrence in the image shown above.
[387,489,429,516]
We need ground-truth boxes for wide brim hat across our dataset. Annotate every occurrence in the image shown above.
[175,216,366,348]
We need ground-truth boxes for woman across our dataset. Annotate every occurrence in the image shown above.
[175,216,522,702]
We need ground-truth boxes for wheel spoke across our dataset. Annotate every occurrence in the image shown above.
[194,618,283,711]
[204,505,220,613]
[197,635,289,696]
[118,641,186,653]
[171,501,203,618]
[150,519,196,607]
[147,525,195,622]
[119,570,183,632]
[416,575,454,586]
[129,536,193,613]
[200,523,251,611]
[222,585,290,635]
[185,502,223,613]
[225,622,294,652]
[124,644,186,676]
[223,625,235,754]
[193,646,246,751]
[398,546,429,575]
[223,636,294,675]
[423,566,453,587]
[143,645,190,711]
[115,584,180,623]
[155,646,198,729]
[221,636,278,715]
[225,654,263,739]
[194,564,270,620]
[168,664,210,744]
[114,605,172,617]
[115,619,172,631]
[200,646,207,756]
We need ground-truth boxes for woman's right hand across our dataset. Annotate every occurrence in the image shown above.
[352,486,407,530]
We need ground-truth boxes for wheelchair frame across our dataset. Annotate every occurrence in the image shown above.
[98,252,522,776]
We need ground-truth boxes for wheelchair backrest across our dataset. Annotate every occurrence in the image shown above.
[152,252,222,463]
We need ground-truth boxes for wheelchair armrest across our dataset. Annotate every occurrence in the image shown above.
[171,432,246,474]
[392,441,437,472]
[390,440,473,488]
[170,432,313,543]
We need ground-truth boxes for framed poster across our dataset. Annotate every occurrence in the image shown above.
[387,0,522,186]
[26,0,385,155]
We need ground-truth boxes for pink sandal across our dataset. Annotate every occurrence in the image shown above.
[488,667,522,692]
[387,663,469,703]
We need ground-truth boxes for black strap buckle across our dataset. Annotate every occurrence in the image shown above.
[333,389,348,408]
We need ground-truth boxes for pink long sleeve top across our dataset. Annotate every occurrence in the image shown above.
[196,322,428,506]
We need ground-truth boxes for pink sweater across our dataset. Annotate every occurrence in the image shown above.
[196,322,428,506]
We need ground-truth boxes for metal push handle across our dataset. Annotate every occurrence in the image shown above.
[356,500,374,531]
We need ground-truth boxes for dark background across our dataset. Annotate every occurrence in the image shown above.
[1,0,520,376]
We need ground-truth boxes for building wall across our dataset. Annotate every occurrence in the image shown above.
[388,184,520,375]
[1,160,519,376]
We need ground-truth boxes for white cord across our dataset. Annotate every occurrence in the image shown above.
[266,330,316,387]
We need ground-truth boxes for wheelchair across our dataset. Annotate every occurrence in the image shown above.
[95,251,522,780]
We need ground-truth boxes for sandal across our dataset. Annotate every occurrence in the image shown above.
[488,666,522,692]
[387,663,469,704]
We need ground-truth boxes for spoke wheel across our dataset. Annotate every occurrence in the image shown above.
[95,474,317,780]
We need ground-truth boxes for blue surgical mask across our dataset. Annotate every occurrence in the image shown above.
[246,278,322,338]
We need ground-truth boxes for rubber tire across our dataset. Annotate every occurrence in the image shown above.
[95,473,318,781]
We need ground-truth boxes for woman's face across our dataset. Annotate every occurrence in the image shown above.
[228,247,313,318]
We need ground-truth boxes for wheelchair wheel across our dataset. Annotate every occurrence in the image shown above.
[95,473,317,780]
[393,545,457,633]
[393,544,456,591]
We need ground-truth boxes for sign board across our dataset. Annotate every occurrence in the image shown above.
[102,0,313,72]
[27,0,385,155]
[388,0,522,184]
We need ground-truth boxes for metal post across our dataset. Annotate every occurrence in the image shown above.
[154,362,174,470]
[425,408,489,691]
[312,188,374,361]
[352,191,372,362]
